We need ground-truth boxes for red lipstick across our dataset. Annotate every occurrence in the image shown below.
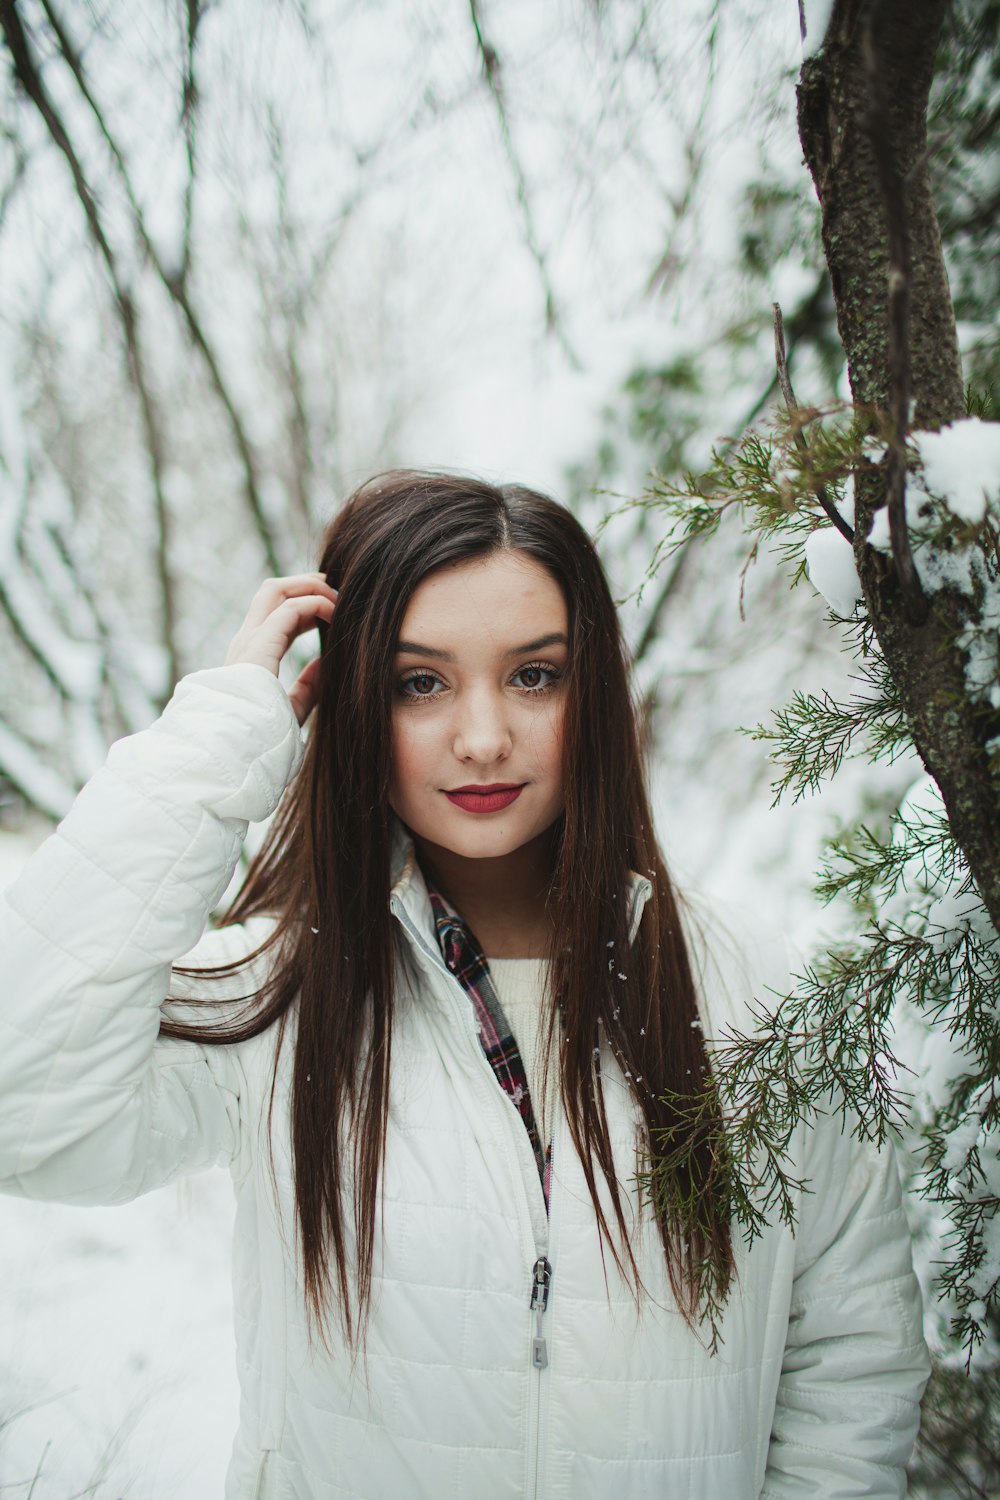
[444,783,525,814]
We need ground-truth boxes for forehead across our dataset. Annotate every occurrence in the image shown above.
[400,552,567,635]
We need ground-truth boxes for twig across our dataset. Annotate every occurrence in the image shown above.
[468,0,580,368]
[914,1425,994,1500]
[738,537,759,622]
[772,302,854,543]
[862,4,930,626]
[0,133,27,229]
[25,1440,51,1500]
[645,15,718,295]
[178,0,202,287]
[258,109,316,535]
[37,0,285,575]
[633,278,836,670]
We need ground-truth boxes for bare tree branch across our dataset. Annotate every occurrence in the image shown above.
[32,502,158,736]
[37,0,286,575]
[0,467,104,722]
[468,0,580,369]
[862,4,928,627]
[0,0,181,691]
[0,325,161,825]
[178,0,203,287]
[631,366,777,670]
[259,108,316,535]
[0,716,77,821]
[797,1,807,44]
[646,13,719,296]
[0,127,28,231]
[632,275,834,674]
[772,301,854,543]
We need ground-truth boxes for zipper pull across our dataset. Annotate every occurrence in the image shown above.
[529,1255,552,1370]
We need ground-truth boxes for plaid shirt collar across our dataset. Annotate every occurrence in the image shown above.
[425,881,554,1211]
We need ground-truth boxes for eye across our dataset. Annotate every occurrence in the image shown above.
[512,662,559,692]
[399,670,444,700]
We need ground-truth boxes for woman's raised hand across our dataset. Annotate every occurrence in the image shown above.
[224,573,338,727]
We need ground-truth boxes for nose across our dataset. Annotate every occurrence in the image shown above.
[452,685,513,765]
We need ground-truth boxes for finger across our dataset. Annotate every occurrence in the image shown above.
[242,575,339,631]
[225,591,337,672]
[268,593,337,651]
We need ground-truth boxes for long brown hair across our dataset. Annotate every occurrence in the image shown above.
[164,469,734,1350]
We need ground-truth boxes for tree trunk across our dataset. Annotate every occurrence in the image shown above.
[797,0,1000,935]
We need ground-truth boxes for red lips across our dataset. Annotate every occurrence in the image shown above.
[444,784,525,814]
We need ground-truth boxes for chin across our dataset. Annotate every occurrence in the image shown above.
[441,830,534,861]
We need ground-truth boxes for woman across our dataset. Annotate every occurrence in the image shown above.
[1,470,928,1498]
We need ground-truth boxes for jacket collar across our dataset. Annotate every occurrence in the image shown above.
[388,819,653,958]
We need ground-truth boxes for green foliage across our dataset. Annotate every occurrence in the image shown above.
[965,382,995,420]
[611,402,877,601]
[745,650,909,807]
[739,181,815,279]
[625,397,1000,1376]
[814,812,959,911]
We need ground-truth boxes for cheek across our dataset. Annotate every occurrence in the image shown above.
[526,700,565,773]
[389,713,429,802]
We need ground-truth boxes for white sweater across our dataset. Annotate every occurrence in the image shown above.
[0,664,931,1500]
[489,958,556,1143]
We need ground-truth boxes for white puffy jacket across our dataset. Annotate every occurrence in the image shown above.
[0,664,930,1499]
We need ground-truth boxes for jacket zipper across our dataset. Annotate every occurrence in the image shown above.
[529,1247,552,1500]
[529,1106,562,1500]
[530,1253,552,1368]
[391,906,560,1499]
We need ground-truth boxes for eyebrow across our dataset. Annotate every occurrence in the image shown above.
[395,632,569,661]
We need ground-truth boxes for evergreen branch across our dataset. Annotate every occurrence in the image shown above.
[638,911,1000,1350]
[745,676,907,806]
[628,402,889,605]
[921,1075,1000,1367]
[815,813,963,908]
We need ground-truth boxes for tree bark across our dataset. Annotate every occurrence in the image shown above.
[797,0,1000,934]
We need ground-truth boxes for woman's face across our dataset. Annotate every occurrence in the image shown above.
[388,550,568,865]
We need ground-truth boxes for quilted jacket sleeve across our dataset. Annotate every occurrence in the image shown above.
[0,663,305,1205]
[760,1107,930,1497]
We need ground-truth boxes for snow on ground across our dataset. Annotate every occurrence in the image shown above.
[0,1175,238,1498]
